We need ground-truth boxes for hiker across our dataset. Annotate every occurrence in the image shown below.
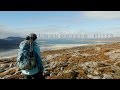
[17,33,45,79]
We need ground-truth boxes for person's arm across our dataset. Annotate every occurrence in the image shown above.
[17,41,24,62]
[34,45,44,72]
[17,40,28,63]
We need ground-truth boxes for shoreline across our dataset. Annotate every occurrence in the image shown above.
[0,43,110,59]
[1,42,120,79]
[43,43,106,50]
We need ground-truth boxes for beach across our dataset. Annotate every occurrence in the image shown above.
[1,42,120,79]
[0,43,106,59]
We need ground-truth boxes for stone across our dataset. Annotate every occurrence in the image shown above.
[80,54,92,57]
[97,62,110,67]
[102,74,113,79]
[113,74,120,79]
[0,64,9,68]
[9,63,14,68]
[93,70,99,75]
[0,68,6,73]
[87,68,94,74]
[45,54,62,61]
[57,72,63,77]
[87,74,93,78]
[114,61,120,67]
[87,74,101,79]
[49,61,58,69]
[60,67,64,70]
[50,72,58,76]
[95,47,101,51]
[92,76,101,79]
[44,64,49,68]
[80,61,98,71]
[43,71,50,77]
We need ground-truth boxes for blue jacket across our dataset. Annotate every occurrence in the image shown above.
[17,40,44,75]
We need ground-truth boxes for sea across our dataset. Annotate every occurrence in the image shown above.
[0,39,115,58]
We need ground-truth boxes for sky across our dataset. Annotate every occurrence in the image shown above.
[0,11,120,39]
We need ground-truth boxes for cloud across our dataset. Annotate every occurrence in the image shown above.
[82,11,120,20]
[18,25,72,33]
[0,24,75,39]
[0,30,21,39]
[0,26,21,39]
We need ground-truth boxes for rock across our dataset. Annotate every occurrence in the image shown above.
[105,49,120,61]
[50,72,58,76]
[49,61,58,69]
[0,68,6,73]
[87,68,94,74]
[110,53,120,61]
[98,66,113,74]
[0,67,18,77]
[70,70,79,78]
[0,64,9,68]
[9,63,14,68]
[114,49,120,53]
[63,70,71,73]
[97,62,110,67]
[61,63,68,67]
[80,54,92,57]
[3,75,12,79]
[76,77,80,79]
[105,50,115,56]
[114,61,120,67]
[114,69,120,76]
[57,72,63,77]
[60,67,64,70]
[44,68,50,71]
[113,74,120,79]
[102,74,113,79]
[87,74,93,78]
[80,61,98,71]
[92,76,101,79]
[92,62,98,67]
[45,54,62,61]
[57,70,78,79]
[43,71,50,77]
[87,74,101,79]
[93,70,99,75]
[44,64,49,68]
[46,55,53,60]
[95,47,101,51]
[71,51,79,57]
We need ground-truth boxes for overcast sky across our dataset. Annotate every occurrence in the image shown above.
[0,11,120,39]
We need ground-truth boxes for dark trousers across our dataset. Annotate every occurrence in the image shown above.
[24,71,45,79]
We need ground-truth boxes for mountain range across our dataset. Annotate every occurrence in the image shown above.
[0,36,120,51]
[0,37,24,51]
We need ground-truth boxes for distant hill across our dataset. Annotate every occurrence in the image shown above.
[0,37,24,51]
[5,37,24,40]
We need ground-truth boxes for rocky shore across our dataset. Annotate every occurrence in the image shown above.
[1,42,120,79]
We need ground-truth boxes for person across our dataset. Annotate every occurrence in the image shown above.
[17,33,45,79]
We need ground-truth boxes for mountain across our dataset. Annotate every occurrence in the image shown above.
[5,37,24,40]
[0,37,24,51]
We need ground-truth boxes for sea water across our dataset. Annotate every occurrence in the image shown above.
[0,39,112,58]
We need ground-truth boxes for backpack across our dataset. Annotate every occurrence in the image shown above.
[17,40,36,70]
